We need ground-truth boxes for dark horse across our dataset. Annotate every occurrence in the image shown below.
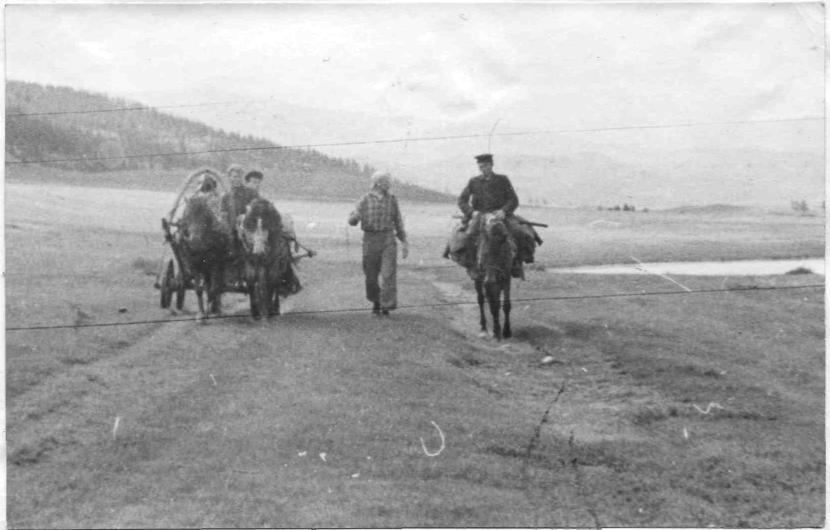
[467,213,516,340]
[238,198,293,319]
[179,195,230,320]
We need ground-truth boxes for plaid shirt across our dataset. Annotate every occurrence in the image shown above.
[349,190,406,241]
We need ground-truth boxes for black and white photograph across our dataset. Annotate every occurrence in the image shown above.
[4,2,825,528]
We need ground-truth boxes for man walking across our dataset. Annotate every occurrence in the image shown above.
[348,171,409,316]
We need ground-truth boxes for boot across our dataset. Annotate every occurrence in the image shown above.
[522,237,536,263]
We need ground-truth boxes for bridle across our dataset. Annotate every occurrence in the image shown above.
[239,216,270,259]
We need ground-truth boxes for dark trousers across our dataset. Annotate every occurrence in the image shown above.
[362,231,398,310]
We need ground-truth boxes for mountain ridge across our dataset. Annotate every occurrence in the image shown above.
[5,80,453,203]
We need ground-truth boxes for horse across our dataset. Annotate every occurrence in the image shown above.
[178,195,230,320]
[466,213,517,340]
[238,198,294,319]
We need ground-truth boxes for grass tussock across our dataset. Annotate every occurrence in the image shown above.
[785,267,813,275]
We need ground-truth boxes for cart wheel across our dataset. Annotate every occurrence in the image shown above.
[160,260,174,309]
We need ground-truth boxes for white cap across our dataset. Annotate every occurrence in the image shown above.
[371,170,391,189]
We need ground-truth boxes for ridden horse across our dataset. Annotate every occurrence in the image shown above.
[179,195,230,320]
[466,213,517,340]
[238,198,293,319]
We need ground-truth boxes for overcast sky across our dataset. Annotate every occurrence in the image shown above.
[5,2,825,175]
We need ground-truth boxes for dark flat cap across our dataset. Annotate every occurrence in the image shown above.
[474,153,494,163]
[244,170,264,181]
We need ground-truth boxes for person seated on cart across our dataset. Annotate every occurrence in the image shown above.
[223,169,303,294]
[220,165,259,234]
[193,173,224,228]
[221,168,261,287]
[245,170,303,295]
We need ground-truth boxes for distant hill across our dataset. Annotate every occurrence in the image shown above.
[5,80,452,203]
[398,146,824,210]
[662,204,755,215]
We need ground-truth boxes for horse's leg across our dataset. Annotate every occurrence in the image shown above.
[210,266,223,315]
[195,275,207,321]
[244,261,260,319]
[263,266,277,318]
[248,284,260,320]
[502,280,512,339]
[474,279,487,334]
[486,282,502,341]
[255,265,271,318]
[270,282,280,316]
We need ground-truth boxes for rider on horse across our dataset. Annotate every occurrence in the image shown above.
[445,154,541,277]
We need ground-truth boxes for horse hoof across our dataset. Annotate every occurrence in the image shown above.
[478,331,488,338]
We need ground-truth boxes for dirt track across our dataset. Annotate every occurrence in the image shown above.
[5,183,825,528]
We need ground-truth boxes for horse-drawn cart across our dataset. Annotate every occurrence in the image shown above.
[154,168,234,311]
[154,168,315,318]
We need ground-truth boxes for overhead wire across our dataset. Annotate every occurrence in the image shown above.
[5,282,824,332]
[5,116,823,166]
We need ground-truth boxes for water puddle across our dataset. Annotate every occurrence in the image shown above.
[549,258,825,276]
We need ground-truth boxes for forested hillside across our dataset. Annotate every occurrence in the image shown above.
[5,80,452,202]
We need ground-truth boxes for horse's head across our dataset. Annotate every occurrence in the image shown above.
[181,196,223,251]
[482,213,510,242]
[475,212,516,283]
[240,199,283,259]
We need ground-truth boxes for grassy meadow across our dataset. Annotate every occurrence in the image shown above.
[4,175,825,527]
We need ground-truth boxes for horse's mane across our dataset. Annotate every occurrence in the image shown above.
[243,198,282,233]
[180,194,228,255]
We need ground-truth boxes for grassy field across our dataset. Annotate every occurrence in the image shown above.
[4,180,825,527]
[4,162,455,203]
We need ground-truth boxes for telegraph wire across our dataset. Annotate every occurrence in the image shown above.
[5,282,824,332]
[6,116,823,166]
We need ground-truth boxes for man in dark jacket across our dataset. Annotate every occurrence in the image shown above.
[457,154,519,221]
[447,154,539,271]
[220,166,261,232]
[221,168,262,288]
